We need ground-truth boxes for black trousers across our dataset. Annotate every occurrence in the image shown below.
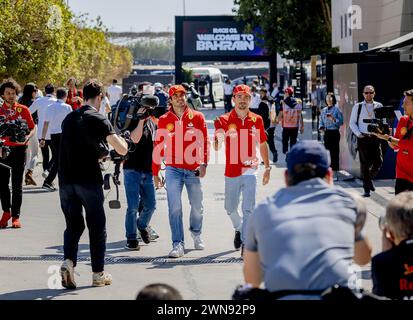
[60,183,106,272]
[224,95,232,113]
[0,146,26,217]
[395,178,413,195]
[282,127,299,154]
[266,127,278,162]
[40,139,52,172]
[324,130,341,171]
[357,136,383,192]
[44,134,61,185]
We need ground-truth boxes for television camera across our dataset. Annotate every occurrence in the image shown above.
[0,116,30,144]
[110,90,159,134]
[0,116,29,168]
[363,106,396,135]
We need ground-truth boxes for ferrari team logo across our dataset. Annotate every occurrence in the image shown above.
[188,113,194,120]
[16,107,22,113]
[166,123,174,132]
[251,117,257,123]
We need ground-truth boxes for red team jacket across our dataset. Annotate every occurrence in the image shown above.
[152,106,209,176]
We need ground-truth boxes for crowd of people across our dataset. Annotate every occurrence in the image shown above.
[0,75,412,300]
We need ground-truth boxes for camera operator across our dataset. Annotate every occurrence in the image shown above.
[373,90,413,194]
[349,85,384,197]
[0,78,35,229]
[243,141,372,295]
[58,80,127,289]
[123,102,158,251]
[153,83,168,118]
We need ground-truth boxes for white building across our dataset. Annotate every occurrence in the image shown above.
[332,0,413,53]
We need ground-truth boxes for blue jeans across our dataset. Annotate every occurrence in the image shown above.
[165,166,204,246]
[224,175,257,243]
[124,169,156,241]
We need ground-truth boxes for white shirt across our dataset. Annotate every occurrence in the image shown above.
[99,96,110,116]
[349,100,383,136]
[223,83,233,96]
[44,100,72,135]
[271,87,279,99]
[107,84,122,106]
[251,93,261,109]
[29,94,57,139]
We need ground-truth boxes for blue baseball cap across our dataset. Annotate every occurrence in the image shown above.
[286,140,331,177]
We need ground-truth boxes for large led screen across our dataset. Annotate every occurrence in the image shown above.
[182,20,267,57]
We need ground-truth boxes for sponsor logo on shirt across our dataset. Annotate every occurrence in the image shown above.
[166,123,174,132]
[404,264,413,276]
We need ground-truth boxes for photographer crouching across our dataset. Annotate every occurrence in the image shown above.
[373,90,413,194]
[0,78,35,229]
[58,80,128,289]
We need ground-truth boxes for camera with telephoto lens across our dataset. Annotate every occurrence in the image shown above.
[0,116,30,143]
[363,106,396,135]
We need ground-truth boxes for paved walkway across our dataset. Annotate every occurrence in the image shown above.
[0,103,392,299]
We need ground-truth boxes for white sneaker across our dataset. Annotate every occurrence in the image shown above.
[192,233,205,250]
[168,243,184,258]
[42,170,49,178]
[60,259,76,289]
[92,271,112,287]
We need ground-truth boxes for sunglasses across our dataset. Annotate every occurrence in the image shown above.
[364,92,375,95]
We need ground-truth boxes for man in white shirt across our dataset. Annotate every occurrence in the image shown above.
[223,79,233,112]
[29,84,57,178]
[40,88,72,191]
[107,79,123,107]
[349,85,384,197]
[250,86,261,109]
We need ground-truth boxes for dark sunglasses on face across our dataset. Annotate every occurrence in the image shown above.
[364,92,374,94]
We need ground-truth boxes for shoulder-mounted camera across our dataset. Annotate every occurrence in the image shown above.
[110,94,159,133]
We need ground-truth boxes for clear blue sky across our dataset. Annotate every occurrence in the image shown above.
[68,0,236,32]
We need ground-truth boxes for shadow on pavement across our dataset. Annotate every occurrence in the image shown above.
[0,287,89,300]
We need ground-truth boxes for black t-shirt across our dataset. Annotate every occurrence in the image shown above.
[372,239,413,299]
[58,105,115,185]
[250,101,270,130]
[123,119,156,173]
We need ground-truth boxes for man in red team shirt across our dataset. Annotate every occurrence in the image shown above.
[374,89,413,194]
[214,84,271,254]
[152,85,210,258]
[0,78,35,228]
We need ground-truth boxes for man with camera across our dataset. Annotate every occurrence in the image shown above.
[122,97,158,251]
[243,141,372,295]
[373,90,413,194]
[349,85,384,197]
[58,80,128,289]
[152,85,209,258]
[0,78,35,229]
